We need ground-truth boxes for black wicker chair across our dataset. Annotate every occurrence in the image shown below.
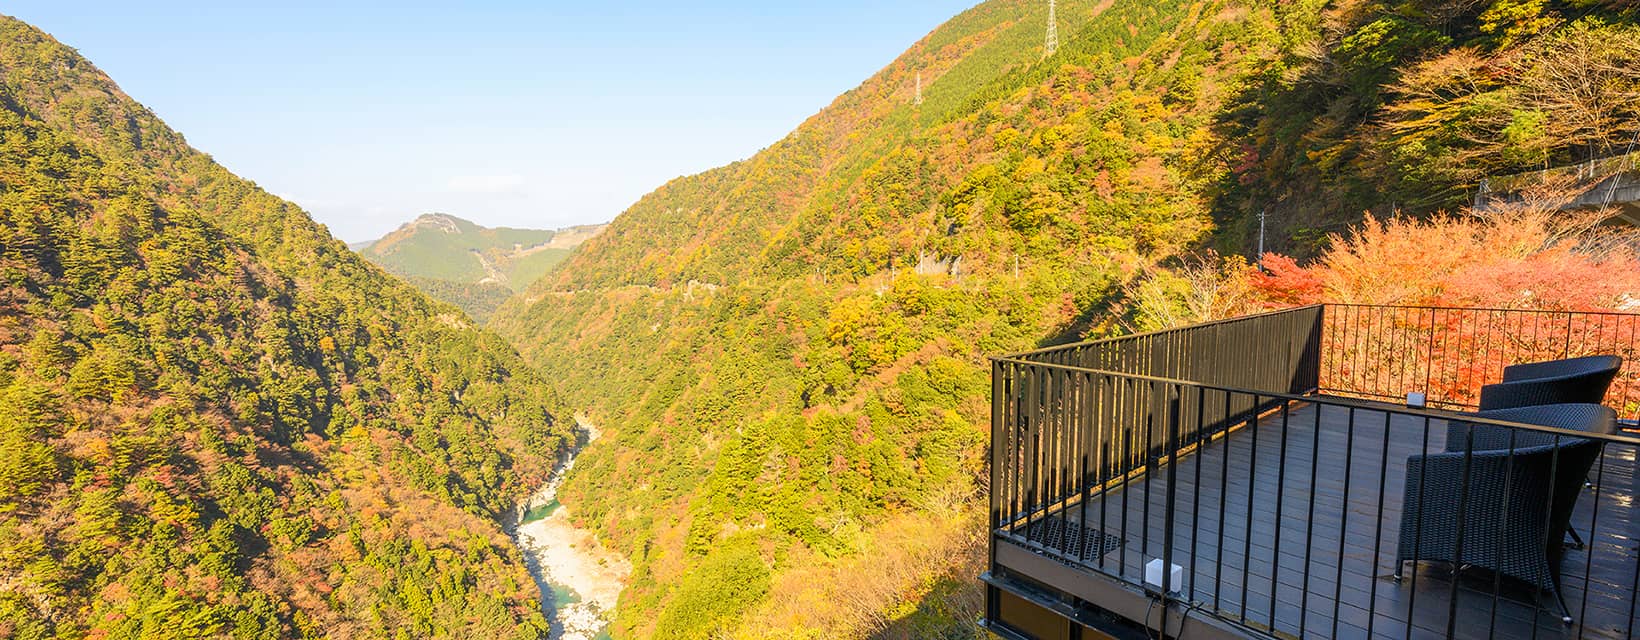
[1477,355,1622,411]
[1396,403,1618,623]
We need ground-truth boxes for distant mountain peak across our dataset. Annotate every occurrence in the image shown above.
[355,214,609,321]
[408,213,468,234]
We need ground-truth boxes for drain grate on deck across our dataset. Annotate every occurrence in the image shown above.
[1020,514,1123,561]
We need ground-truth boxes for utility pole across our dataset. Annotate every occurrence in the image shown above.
[1256,208,1267,270]
[1044,0,1060,58]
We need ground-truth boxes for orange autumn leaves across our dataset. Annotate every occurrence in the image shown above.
[1251,208,1640,311]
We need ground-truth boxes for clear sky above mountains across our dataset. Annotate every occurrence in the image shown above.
[5,1,977,241]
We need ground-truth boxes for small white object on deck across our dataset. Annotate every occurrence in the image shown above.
[1407,392,1427,408]
[1145,558,1183,593]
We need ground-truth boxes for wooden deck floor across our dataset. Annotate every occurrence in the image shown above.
[1014,402,1640,640]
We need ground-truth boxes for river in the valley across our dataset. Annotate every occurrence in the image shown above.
[511,417,631,640]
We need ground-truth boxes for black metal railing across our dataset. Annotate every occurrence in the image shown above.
[1319,304,1640,422]
[991,306,1324,532]
[988,305,1640,640]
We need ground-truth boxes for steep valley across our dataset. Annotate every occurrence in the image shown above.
[490,0,1640,637]
[3,0,1639,638]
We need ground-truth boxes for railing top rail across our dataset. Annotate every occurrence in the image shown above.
[1000,303,1640,362]
[994,304,1324,361]
[991,355,1640,447]
[1326,302,1640,318]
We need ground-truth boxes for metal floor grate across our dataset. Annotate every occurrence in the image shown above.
[1021,514,1123,560]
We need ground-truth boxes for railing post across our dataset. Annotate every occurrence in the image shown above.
[1161,386,1181,606]
[990,359,1005,536]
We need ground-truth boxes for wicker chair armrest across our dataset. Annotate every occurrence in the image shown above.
[1478,372,1614,411]
[1501,356,1621,383]
[1445,404,1618,452]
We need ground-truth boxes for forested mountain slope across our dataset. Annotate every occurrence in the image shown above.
[491,0,1640,638]
[494,0,1274,636]
[1212,0,1640,253]
[355,214,606,322]
[0,16,571,639]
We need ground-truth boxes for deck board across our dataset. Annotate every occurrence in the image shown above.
[1003,402,1640,640]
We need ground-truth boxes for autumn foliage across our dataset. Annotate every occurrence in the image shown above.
[1231,197,1640,414]
[1250,206,1640,310]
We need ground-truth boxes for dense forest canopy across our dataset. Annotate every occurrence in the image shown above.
[0,16,571,639]
[490,0,1640,638]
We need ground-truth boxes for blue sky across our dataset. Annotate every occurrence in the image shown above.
[5,1,978,241]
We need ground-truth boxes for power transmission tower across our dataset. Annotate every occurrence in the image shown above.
[1044,0,1060,58]
[915,72,923,106]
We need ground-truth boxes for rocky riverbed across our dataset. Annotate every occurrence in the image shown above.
[512,418,631,640]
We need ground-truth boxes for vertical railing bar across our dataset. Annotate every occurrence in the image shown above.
[1476,310,1489,410]
[1050,366,1066,551]
[1188,386,1205,604]
[1099,374,1112,573]
[1006,362,1020,537]
[1162,387,1181,604]
[1042,364,1057,552]
[1078,371,1092,567]
[1351,303,1364,395]
[1048,361,1060,538]
[1027,363,1042,542]
[1453,308,1466,407]
[1386,305,1399,399]
[1371,306,1384,397]
[1269,400,1292,632]
[1577,445,1607,638]
[1390,305,1403,400]
[1403,415,1431,640]
[1530,311,1544,407]
[1627,482,1640,640]
[990,360,1004,541]
[1239,394,1260,625]
[1537,436,1566,636]
[1215,390,1230,611]
[1340,304,1349,393]
[1488,426,1519,638]
[1300,401,1321,639]
[1425,307,1437,403]
[1060,366,1075,561]
[1445,417,1475,640]
[1012,362,1024,539]
[1367,411,1392,640]
[1119,378,1133,582]
[1480,309,1495,410]
[1399,307,1410,402]
[1627,318,1638,422]
[1331,405,1355,640]
[1447,307,1459,407]
[1564,311,1574,359]
[1014,362,1024,535]
[1141,378,1155,571]
[1357,304,1371,398]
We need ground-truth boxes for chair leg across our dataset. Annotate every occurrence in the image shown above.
[1565,527,1586,550]
[1552,588,1574,625]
